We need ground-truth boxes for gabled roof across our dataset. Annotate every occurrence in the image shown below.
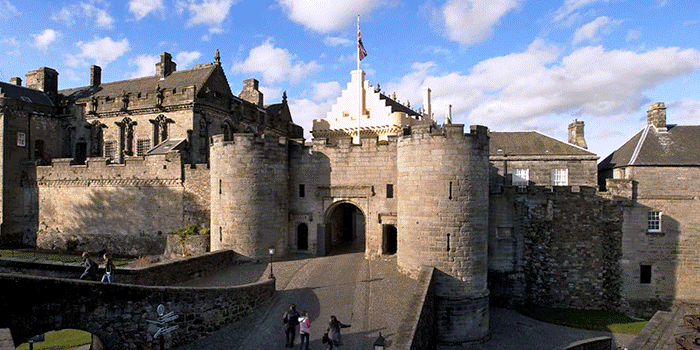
[0,82,54,106]
[379,93,420,117]
[489,131,596,157]
[59,63,221,101]
[599,125,700,170]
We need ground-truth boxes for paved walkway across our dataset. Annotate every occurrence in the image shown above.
[175,253,636,350]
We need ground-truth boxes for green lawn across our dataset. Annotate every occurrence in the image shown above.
[16,329,91,350]
[518,306,648,334]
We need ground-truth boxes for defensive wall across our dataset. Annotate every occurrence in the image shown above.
[489,185,627,311]
[33,151,209,256]
[0,250,274,349]
[394,266,437,350]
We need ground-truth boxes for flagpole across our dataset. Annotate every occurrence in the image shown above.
[357,14,361,145]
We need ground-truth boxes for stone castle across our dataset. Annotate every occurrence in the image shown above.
[1,51,698,344]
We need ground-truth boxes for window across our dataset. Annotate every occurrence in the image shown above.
[648,211,661,233]
[17,132,26,147]
[136,139,151,156]
[299,184,305,198]
[386,184,394,198]
[640,264,652,284]
[104,141,116,160]
[513,168,529,187]
[551,168,568,186]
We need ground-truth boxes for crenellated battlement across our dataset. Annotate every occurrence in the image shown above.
[36,153,182,185]
[311,134,398,152]
[399,124,489,149]
[211,132,288,152]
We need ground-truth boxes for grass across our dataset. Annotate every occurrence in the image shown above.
[517,306,648,334]
[16,329,91,350]
[0,249,131,266]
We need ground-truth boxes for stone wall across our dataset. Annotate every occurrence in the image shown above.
[0,272,274,349]
[394,266,436,350]
[488,186,625,311]
[35,153,186,256]
[490,156,598,188]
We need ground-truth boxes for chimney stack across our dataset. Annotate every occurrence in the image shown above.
[25,67,58,100]
[445,104,452,125]
[90,65,101,87]
[568,119,587,149]
[156,52,177,78]
[422,87,432,121]
[647,102,667,130]
[239,78,264,107]
[10,77,21,86]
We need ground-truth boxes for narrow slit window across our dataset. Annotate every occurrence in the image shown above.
[449,181,453,200]
[446,233,450,251]
[299,184,305,198]
[386,184,394,198]
[219,179,222,194]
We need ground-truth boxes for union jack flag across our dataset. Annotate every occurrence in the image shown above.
[358,16,367,61]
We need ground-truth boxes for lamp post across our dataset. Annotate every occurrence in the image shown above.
[268,246,275,279]
[373,332,385,350]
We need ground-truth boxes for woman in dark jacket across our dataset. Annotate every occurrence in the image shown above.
[326,315,350,349]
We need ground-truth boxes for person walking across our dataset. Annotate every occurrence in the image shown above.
[283,304,300,347]
[326,315,350,349]
[101,253,116,283]
[79,252,98,281]
[298,310,310,350]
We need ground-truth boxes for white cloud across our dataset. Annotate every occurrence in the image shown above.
[67,37,130,67]
[572,16,622,45]
[175,51,202,68]
[277,0,388,33]
[384,40,700,132]
[553,0,614,23]
[626,27,642,41]
[32,29,60,50]
[667,99,700,123]
[129,0,164,20]
[231,40,321,83]
[179,0,239,33]
[312,81,341,101]
[128,54,159,78]
[324,36,353,47]
[0,0,19,17]
[52,1,115,29]
[1,37,18,46]
[259,85,282,103]
[436,0,521,46]
[288,98,335,139]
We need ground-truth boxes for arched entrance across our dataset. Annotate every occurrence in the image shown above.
[325,202,365,255]
[297,223,308,250]
[382,224,397,254]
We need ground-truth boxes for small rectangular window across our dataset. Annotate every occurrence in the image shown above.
[104,141,116,160]
[640,264,652,284]
[299,184,305,198]
[551,168,568,186]
[17,132,26,147]
[136,139,151,156]
[513,168,529,187]
[386,184,394,198]
[648,211,661,232]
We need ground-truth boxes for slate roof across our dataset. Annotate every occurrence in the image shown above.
[599,125,700,170]
[146,139,187,155]
[379,93,420,117]
[0,82,54,106]
[59,63,219,101]
[489,131,596,157]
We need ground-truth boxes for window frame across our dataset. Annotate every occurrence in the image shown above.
[136,139,151,157]
[512,168,529,187]
[551,168,568,186]
[386,184,394,199]
[647,211,662,233]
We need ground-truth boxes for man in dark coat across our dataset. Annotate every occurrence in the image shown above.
[283,304,300,347]
[79,252,99,281]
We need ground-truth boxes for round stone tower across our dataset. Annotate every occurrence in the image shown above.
[210,134,289,260]
[396,123,490,343]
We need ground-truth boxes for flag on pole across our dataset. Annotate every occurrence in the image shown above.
[357,16,367,61]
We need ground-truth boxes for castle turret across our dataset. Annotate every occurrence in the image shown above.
[397,124,490,343]
[210,134,290,259]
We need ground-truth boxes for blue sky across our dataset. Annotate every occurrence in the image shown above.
[1,0,699,158]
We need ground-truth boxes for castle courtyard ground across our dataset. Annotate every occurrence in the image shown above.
[173,251,636,350]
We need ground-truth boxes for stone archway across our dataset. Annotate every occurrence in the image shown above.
[325,202,365,255]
